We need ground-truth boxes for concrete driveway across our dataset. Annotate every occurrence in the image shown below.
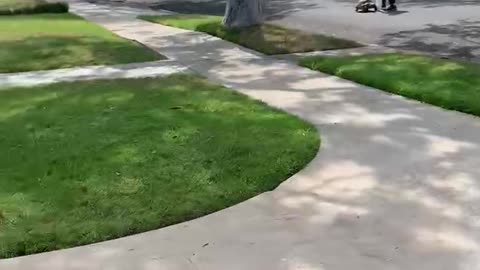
[138,0,480,62]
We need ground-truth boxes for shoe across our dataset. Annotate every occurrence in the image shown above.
[385,5,397,11]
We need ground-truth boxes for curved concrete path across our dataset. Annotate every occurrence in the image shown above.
[2,2,480,269]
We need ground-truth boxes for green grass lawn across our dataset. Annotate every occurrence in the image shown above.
[0,75,319,258]
[0,0,68,15]
[140,15,361,55]
[0,0,42,10]
[300,53,480,116]
[0,13,162,73]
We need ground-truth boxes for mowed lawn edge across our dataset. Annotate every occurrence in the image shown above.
[139,14,362,55]
[0,13,163,73]
[0,74,320,258]
[300,53,480,117]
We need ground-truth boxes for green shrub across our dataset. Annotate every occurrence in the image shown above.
[0,2,68,15]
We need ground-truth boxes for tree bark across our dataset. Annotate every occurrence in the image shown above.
[223,0,263,28]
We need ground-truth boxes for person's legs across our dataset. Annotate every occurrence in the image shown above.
[383,0,396,10]
[381,0,387,8]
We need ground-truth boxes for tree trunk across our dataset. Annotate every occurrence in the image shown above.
[223,0,263,29]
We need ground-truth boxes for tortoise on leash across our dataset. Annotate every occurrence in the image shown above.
[355,0,378,12]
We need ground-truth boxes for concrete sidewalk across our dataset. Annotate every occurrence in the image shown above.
[0,61,188,89]
[2,1,480,269]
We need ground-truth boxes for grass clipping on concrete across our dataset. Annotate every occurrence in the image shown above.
[300,53,480,116]
[0,75,319,258]
[140,15,361,55]
[0,13,162,73]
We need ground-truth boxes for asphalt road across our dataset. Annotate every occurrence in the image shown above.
[135,0,480,62]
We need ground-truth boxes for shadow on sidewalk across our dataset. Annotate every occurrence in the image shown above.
[145,30,480,268]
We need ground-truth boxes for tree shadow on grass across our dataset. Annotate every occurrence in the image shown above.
[143,15,361,56]
[194,22,359,55]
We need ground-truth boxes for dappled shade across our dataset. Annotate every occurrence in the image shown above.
[0,75,319,258]
[300,54,480,116]
[140,15,361,55]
